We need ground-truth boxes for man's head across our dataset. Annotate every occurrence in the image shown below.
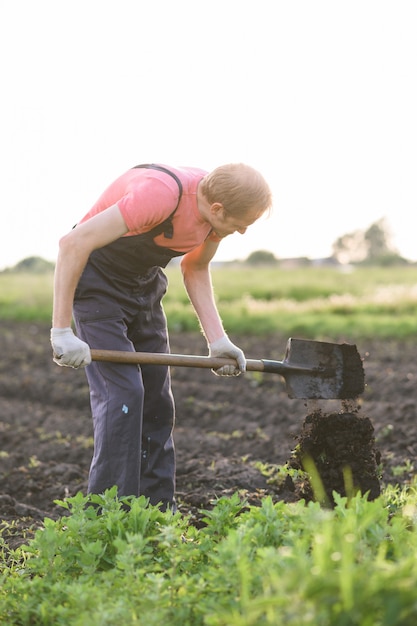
[200,163,272,220]
[199,163,272,238]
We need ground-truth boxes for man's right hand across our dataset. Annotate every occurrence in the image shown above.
[50,327,91,368]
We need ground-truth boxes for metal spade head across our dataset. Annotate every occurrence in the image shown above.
[278,338,365,399]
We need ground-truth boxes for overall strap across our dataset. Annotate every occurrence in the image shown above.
[133,164,183,239]
[133,163,183,200]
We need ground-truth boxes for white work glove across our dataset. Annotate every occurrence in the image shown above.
[208,335,246,377]
[50,327,92,368]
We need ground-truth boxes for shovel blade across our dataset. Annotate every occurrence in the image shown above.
[282,338,364,399]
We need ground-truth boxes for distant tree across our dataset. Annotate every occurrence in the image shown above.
[332,218,406,265]
[246,250,278,265]
[332,230,368,264]
[8,256,55,273]
[363,219,394,260]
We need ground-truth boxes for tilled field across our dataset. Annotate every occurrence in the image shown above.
[1,321,416,547]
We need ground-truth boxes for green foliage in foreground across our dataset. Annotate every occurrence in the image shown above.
[1,265,417,339]
[2,486,417,625]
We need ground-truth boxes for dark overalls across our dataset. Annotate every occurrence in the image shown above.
[73,165,184,509]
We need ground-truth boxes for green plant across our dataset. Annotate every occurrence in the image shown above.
[3,487,417,625]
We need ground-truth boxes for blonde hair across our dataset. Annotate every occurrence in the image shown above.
[200,163,272,218]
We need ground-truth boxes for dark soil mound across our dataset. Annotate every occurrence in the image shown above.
[289,409,381,505]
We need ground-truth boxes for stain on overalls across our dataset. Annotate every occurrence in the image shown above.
[73,165,185,509]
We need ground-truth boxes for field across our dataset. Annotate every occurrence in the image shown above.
[2,265,417,623]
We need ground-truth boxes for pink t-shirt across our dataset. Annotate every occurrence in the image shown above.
[78,165,220,252]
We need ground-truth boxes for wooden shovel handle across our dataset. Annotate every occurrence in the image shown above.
[90,349,266,372]
[90,349,316,375]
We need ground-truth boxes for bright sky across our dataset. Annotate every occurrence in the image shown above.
[1,0,416,270]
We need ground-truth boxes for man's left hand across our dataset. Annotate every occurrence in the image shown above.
[208,335,246,376]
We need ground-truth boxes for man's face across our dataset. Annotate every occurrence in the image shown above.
[209,205,260,239]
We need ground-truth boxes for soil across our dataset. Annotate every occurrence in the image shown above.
[1,321,417,549]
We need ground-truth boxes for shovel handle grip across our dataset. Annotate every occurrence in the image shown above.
[90,349,267,372]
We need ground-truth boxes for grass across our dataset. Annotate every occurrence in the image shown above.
[3,264,416,340]
[0,272,54,321]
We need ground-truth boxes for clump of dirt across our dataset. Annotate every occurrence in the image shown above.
[287,408,381,505]
[339,343,365,399]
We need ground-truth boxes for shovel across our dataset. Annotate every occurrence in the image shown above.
[90,338,364,400]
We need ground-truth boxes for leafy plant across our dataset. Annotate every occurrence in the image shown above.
[2,487,417,625]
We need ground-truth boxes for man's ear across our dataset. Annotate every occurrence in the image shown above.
[210,202,224,216]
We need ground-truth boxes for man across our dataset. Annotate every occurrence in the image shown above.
[51,162,272,510]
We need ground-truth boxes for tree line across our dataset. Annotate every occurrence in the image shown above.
[247,218,410,266]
